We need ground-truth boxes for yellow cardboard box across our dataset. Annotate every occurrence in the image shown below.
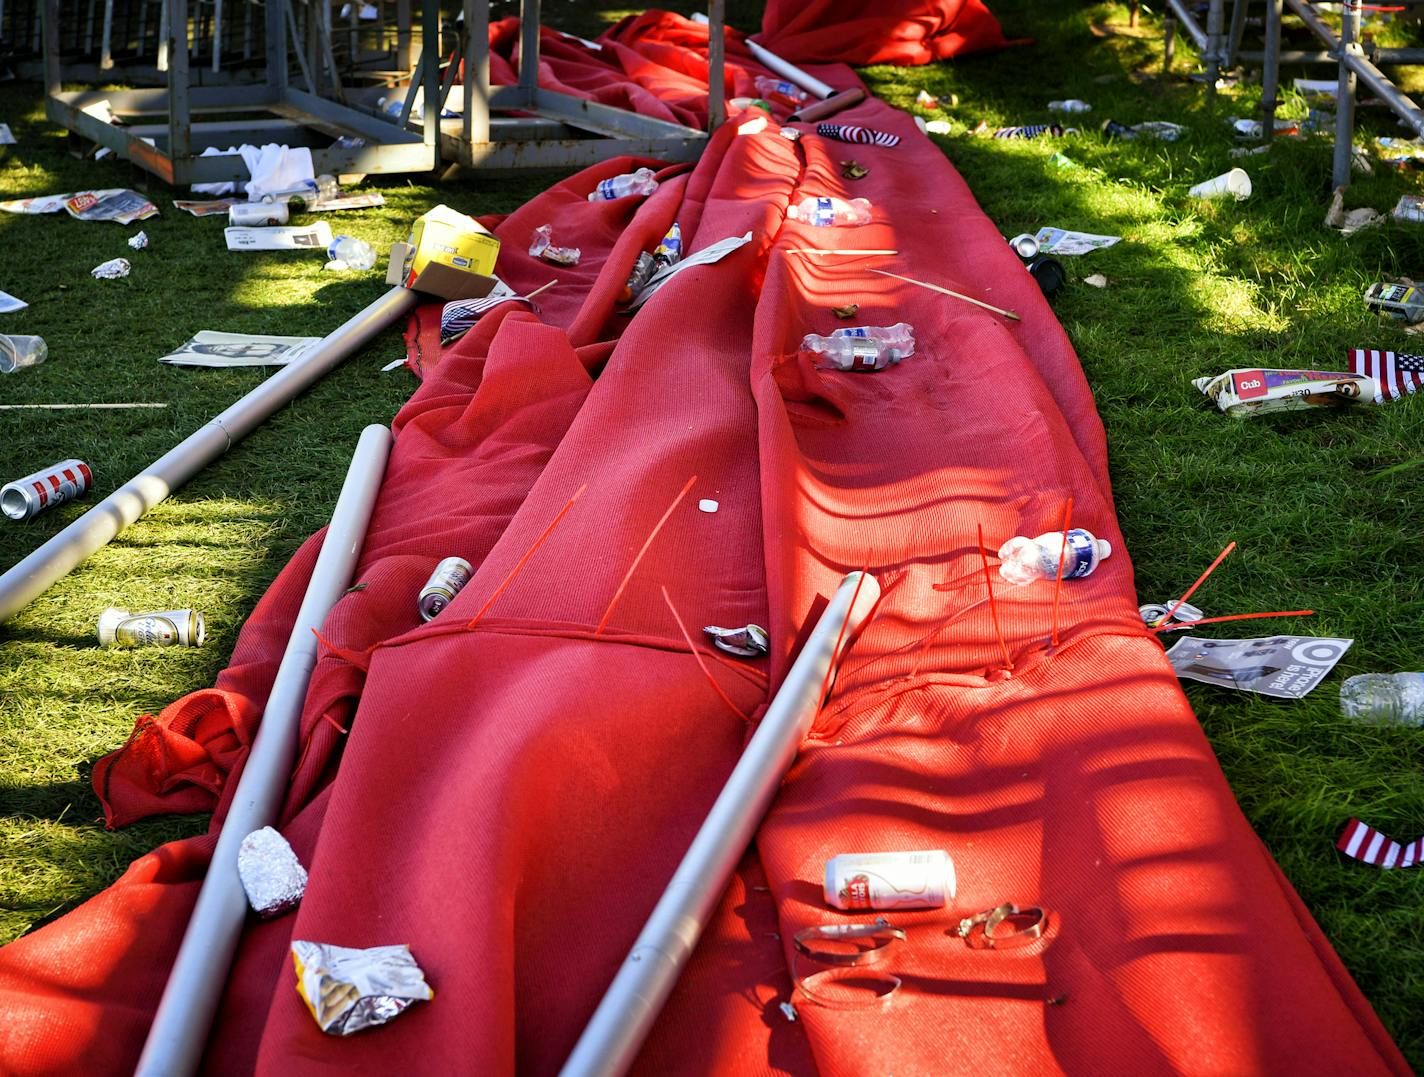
[406,204,500,282]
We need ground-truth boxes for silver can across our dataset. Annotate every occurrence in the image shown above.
[97,607,206,648]
[229,201,289,226]
[418,556,473,621]
[824,850,956,911]
[1,459,92,521]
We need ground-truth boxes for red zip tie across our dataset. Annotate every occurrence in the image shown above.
[595,475,697,636]
[320,711,350,735]
[661,585,751,722]
[1152,540,1236,628]
[814,565,870,712]
[906,596,989,679]
[467,483,588,630]
[1152,609,1315,634]
[1050,496,1074,649]
[978,523,1013,672]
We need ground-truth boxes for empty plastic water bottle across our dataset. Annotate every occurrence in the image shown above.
[997,528,1112,585]
[1048,99,1092,113]
[327,235,376,271]
[786,196,872,227]
[588,167,659,202]
[754,76,808,105]
[801,323,915,372]
[1340,673,1424,725]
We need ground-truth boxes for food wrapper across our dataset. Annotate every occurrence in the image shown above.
[291,941,433,1035]
[703,624,770,657]
[92,257,131,279]
[128,231,149,250]
[237,826,307,918]
[1193,367,1375,418]
[529,224,580,266]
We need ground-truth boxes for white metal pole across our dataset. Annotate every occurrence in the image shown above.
[133,423,394,1077]
[560,571,881,1077]
[690,11,835,100]
[0,287,417,626]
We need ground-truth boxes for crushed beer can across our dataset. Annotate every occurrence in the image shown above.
[824,850,956,911]
[1,459,92,520]
[291,941,434,1035]
[418,556,473,622]
[97,607,206,648]
[703,624,769,657]
[1140,601,1203,627]
[237,826,308,918]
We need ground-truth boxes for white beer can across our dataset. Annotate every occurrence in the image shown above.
[824,850,956,911]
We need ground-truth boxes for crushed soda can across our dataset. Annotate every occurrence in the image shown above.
[824,850,956,911]
[237,826,308,918]
[528,224,580,266]
[620,250,656,304]
[230,201,289,227]
[418,556,473,622]
[97,607,206,648]
[652,222,682,271]
[1139,601,1204,627]
[128,231,149,250]
[291,941,433,1036]
[91,257,131,279]
[703,623,769,657]
[839,160,869,180]
[2,459,92,520]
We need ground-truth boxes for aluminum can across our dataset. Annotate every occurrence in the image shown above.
[824,850,956,911]
[1,459,92,521]
[229,201,289,226]
[97,607,206,648]
[418,556,473,621]
[1139,602,1170,626]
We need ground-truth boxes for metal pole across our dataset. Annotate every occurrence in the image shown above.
[1261,0,1284,143]
[0,288,417,626]
[1204,0,1225,98]
[463,0,491,149]
[133,424,394,1077]
[1164,14,1176,76]
[560,571,882,1077]
[1225,0,1248,69]
[518,0,539,104]
[167,0,190,163]
[706,0,724,131]
[1162,0,1207,50]
[99,0,114,70]
[1333,0,1359,188]
[690,11,834,101]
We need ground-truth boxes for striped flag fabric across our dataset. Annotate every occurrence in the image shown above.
[816,123,900,147]
[1348,348,1424,402]
[440,292,531,343]
[1337,817,1424,868]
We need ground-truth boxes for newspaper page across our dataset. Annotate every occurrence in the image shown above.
[1033,227,1121,256]
[159,330,322,368]
[224,221,333,251]
[1164,635,1353,699]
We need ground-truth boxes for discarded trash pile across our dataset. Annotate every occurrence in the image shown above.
[0,11,1414,1077]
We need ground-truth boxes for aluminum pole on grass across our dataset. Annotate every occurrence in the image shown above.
[0,286,418,626]
[134,423,394,1077]
[689,11,835,100]
[560,571,881,1077]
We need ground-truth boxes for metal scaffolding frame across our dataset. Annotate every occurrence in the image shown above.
[38,0,728,186]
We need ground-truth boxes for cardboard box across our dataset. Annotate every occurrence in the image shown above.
[386,207,502,302]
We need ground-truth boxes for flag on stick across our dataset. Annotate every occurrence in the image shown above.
[1348,348,1424,403]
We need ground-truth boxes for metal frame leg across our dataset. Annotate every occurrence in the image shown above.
[707,0,724,131]
[1164,15,1176,76]
[1225,0,1248,70]
[1205,0,1225,98]
[167,0,190,166]
[463,0,489,146]
[1261,0,1284,143]
[1332,0,1361,188]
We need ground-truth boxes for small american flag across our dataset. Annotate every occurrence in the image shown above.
[1348,348,1424,403]
[1338,817,1424,868]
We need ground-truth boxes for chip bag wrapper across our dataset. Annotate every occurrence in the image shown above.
[291,941,434,1035]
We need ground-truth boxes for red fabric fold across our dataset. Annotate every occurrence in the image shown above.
[757,0,1014,67]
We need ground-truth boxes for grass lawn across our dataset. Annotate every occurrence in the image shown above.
[3,0,1424,1064]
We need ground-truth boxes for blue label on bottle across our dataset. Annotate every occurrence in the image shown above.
[595,178,614,199]
[812,197,835,227]
[1064,529,1096,578]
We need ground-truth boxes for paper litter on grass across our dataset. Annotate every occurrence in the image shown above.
[1165,634,1352,698]
[175,197,243,217]
[225,221,333,251]
[0,189,158,224]
[0,289,27,313]
[158,330,322,368]
[1194,367,1374,417]
[0,124,15,145]
[1033,227,1120,256]
[309,193,385,212]
[627,232,754,310]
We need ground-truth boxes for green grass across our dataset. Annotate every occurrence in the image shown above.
[3,0,1424,1065]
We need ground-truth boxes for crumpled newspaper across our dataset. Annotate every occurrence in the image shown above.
[1324,186,1383,237]
[91,257,131,279]
[291,941,434,1036]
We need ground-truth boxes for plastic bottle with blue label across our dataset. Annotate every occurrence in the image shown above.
[787,196,872,227]
[801,323,915,371]
[1340,673,1424,724]
[327,235,376,271]
[997,528,1112,585]
[588,167,659,202]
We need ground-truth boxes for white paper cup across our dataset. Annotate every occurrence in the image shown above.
[1190,168,1252,201]
[0,334,47,373]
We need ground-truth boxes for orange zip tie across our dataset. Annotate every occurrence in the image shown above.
[1152,609,1315,634]
[595,475,697,636]
[814,564,870,712]
[661,585,751,722]
[320,711,350,735]
[310,628,376,672]
[906,596,989,679]
[978,522,1013,672]
[1152,540,1237,628]
[1050,496,1074,649]
[466,483,588,630]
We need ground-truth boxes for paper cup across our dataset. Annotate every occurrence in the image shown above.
[1189,168,1252,201]
[0,334,47,373]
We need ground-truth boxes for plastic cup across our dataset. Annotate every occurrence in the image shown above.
[0,334,47,373]
[1189,168,1252,201]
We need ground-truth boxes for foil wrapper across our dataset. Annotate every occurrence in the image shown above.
[237,826,308,918]
[91,257,131,279]
[291,941,433,1036]
[128,231,149,250]
[703,623,769,658]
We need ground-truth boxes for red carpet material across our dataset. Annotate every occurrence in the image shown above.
[758,0,1013,66]
[0,19,1407,1077]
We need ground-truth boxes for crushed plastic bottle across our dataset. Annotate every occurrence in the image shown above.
[529,224,581,266]
[326,235,376,271]
[997,528,1112,585]
[801,323,915,372]
[754,76,808,106]
[1048,99,1092,113]
[588,167,659,202]
[786,196,873,227]
[1340,673,1424,725]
